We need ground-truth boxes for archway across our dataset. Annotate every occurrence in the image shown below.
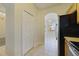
[44,13,59,56]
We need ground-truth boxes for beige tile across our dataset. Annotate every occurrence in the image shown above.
[26,45,48,56]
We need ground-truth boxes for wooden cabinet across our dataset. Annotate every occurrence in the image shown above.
[77,4,79,24]
[65,39,69,56]
[67,3,79,24]
[67,3,76,14]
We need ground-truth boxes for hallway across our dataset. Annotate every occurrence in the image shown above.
[0,3,72,56]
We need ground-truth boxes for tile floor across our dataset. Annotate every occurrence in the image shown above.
[0,45,58,56]
[26,45,47,56]
[26,44,58,56]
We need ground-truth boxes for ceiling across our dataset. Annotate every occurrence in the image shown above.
[34,3,58,9]
[34,3,72,9]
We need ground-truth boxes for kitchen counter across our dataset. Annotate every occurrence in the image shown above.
[64,37,79,42]
[64,37,79,56]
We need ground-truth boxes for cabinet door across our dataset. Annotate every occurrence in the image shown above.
[77,4,79,24]
[67,4,76,14]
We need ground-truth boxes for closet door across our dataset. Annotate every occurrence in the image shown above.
[22,11,34,55]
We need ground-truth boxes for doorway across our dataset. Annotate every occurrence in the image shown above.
[0,4,6,56]
[44,13,59,56]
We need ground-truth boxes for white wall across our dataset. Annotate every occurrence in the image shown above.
[36,11,44,45]
[3,4,15,56]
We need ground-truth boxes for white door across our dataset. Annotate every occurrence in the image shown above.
[45,13,59,56]
[22,11,34,55]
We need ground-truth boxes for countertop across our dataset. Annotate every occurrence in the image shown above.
[64,37,79,42]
